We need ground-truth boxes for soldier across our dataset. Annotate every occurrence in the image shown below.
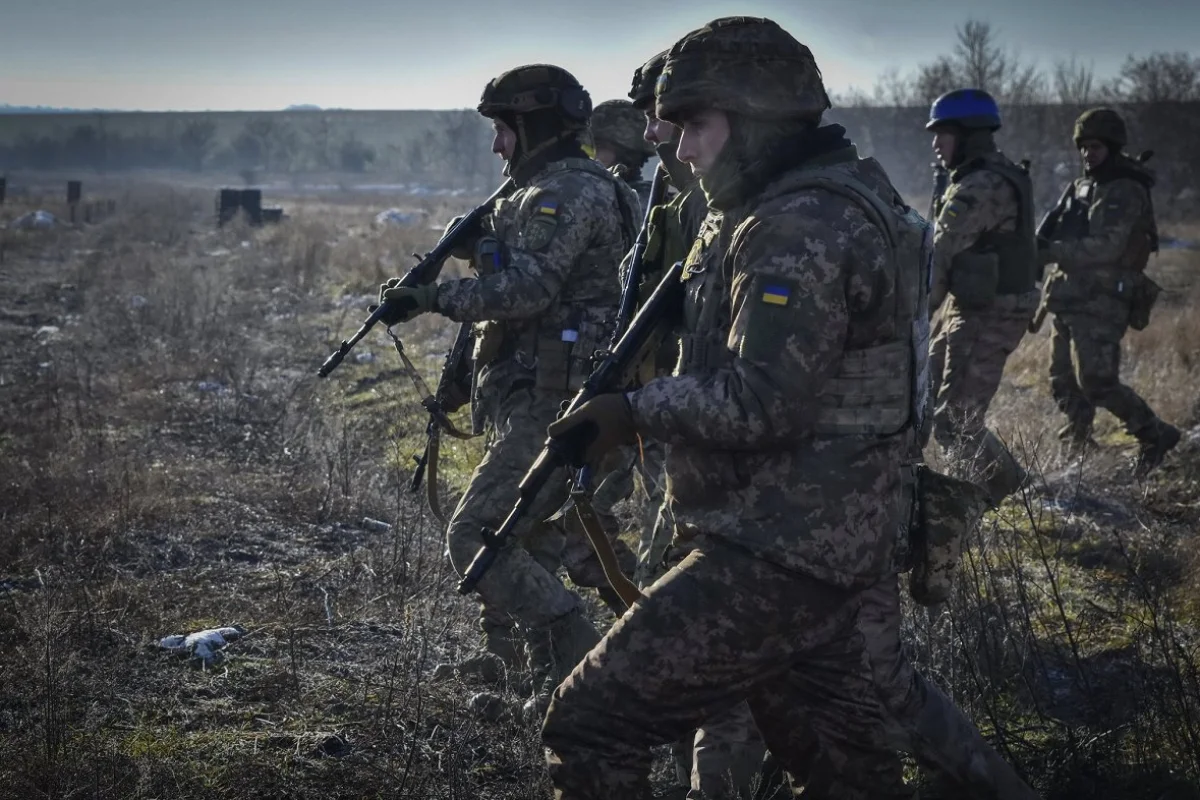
[377,64,639,716]
[1038,107,1180,477]
[926,89,1038,505]
[540,17,928,799]
[629,49,770,800]
[589,99,657,215]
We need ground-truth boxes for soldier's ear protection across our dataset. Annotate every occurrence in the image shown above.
[533,85,592,122]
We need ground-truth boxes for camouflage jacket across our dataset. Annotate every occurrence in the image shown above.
[932,154,1028,309]
[629,151,913,589]
[436,157,638,413]
[1043,168,1156,316]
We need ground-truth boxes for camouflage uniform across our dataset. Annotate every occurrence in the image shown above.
[926,96,1038,504]
[542,19,926,799]
[590,99,656,216]
[431,65,640,708]
[1041,108,1179,473]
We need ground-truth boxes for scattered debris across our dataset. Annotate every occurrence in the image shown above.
[12,210,58,230]
[129,294,149,309]
[158,625,246,666]
[360,517,392,533]
[196,381,231,395]
[353,351,376,364]
[33,325,61,344]
[374,208,424,227]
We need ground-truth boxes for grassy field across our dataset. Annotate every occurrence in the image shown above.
[1,176,1199,799]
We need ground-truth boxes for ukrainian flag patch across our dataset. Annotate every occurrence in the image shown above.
[537,200,558,216]
[761,284,791,306]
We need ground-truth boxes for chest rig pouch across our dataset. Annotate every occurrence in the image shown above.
[677,213,732,376]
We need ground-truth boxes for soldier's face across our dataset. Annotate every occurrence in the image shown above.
[1079,139,1108,169]
[593,143,617,168]
[491,119,517,160]
[931,129,957,168]
[675,108,730,176]
[642,113,678,147]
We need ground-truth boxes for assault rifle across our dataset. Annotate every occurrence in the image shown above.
[928,162,948,221]
[316,178,514,378]
[610,164,668,349]
[457,258,686,597]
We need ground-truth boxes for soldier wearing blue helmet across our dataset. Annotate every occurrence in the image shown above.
[925,88,1037,505]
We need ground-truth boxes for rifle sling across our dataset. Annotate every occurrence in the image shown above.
[572,496,643,610]
[425,427,447,525]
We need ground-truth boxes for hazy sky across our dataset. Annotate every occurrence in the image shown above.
[1,0,1197,111]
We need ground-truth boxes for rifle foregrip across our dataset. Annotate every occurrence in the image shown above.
[458,537,499,595]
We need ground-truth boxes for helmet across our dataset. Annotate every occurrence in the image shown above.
[655,17,831,125]
[1074,107,1127,147]
[629,50,668,112]
[477,64,592,128]
[590,99,654,160]
[926,89,1001,131]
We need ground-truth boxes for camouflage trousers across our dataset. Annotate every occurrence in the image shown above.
[928,292,1037,498]
[855,575,1038,800]
[542,537,909,800]
[1049,312,1159,440]
[446,384,583,632]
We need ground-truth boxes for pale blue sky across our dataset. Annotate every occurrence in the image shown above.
[1,0,1197,111]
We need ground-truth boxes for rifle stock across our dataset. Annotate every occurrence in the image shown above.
[457,259,685,595]
[317,178,514,378]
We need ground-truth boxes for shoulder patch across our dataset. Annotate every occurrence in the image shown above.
[518,189,561,252]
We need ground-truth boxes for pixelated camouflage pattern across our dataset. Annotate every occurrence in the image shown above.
[543,538,908,800]
[1043,167,1164,439]
[928,293,1037,500]
[857,576,1040,799]
[629,154,911,588]
[590,99,655,161]
[908,467,990,605]
[436,156,632,404]
[1049,313,1159,438]
[932,161,1021,309]
[655,17,830,124]
[437,156,631,660]
[929,158,1036,500]
[1044,176,1155,281]
[445,384,584,628]
[1073,107,1127,147]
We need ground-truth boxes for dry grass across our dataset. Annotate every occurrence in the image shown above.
[2,175,1200,799]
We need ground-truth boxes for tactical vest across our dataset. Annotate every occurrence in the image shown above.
[476,157,639,395]
[1055,172,1157,273]
[677,163,932,438]
[953,154,1038,295]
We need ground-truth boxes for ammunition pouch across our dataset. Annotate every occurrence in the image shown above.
[948,251,999,310]
[471,236,508,275]
[472,321,504,367]
[533,317,607,394]
[1128,273,1162,331]
[812,341,911,436]
[908,464,991,605]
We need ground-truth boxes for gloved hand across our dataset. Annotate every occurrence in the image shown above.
[547,393,637,467]
[371,279,438,326]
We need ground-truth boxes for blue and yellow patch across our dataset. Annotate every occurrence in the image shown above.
[761,284,791,306]
[537,200,558,216]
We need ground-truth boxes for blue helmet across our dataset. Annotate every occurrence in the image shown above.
[926,89,1001,131]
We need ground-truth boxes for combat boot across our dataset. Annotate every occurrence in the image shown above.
[431,620,526,688]
[1056,421,1096,461]
[1135,421,1181,479]
[521,607,601,722]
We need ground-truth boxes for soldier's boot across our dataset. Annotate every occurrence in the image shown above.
[521,607,601,723]
[979,431,1030,507]
[1135,420,1181,479]
[431,620,526,688]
